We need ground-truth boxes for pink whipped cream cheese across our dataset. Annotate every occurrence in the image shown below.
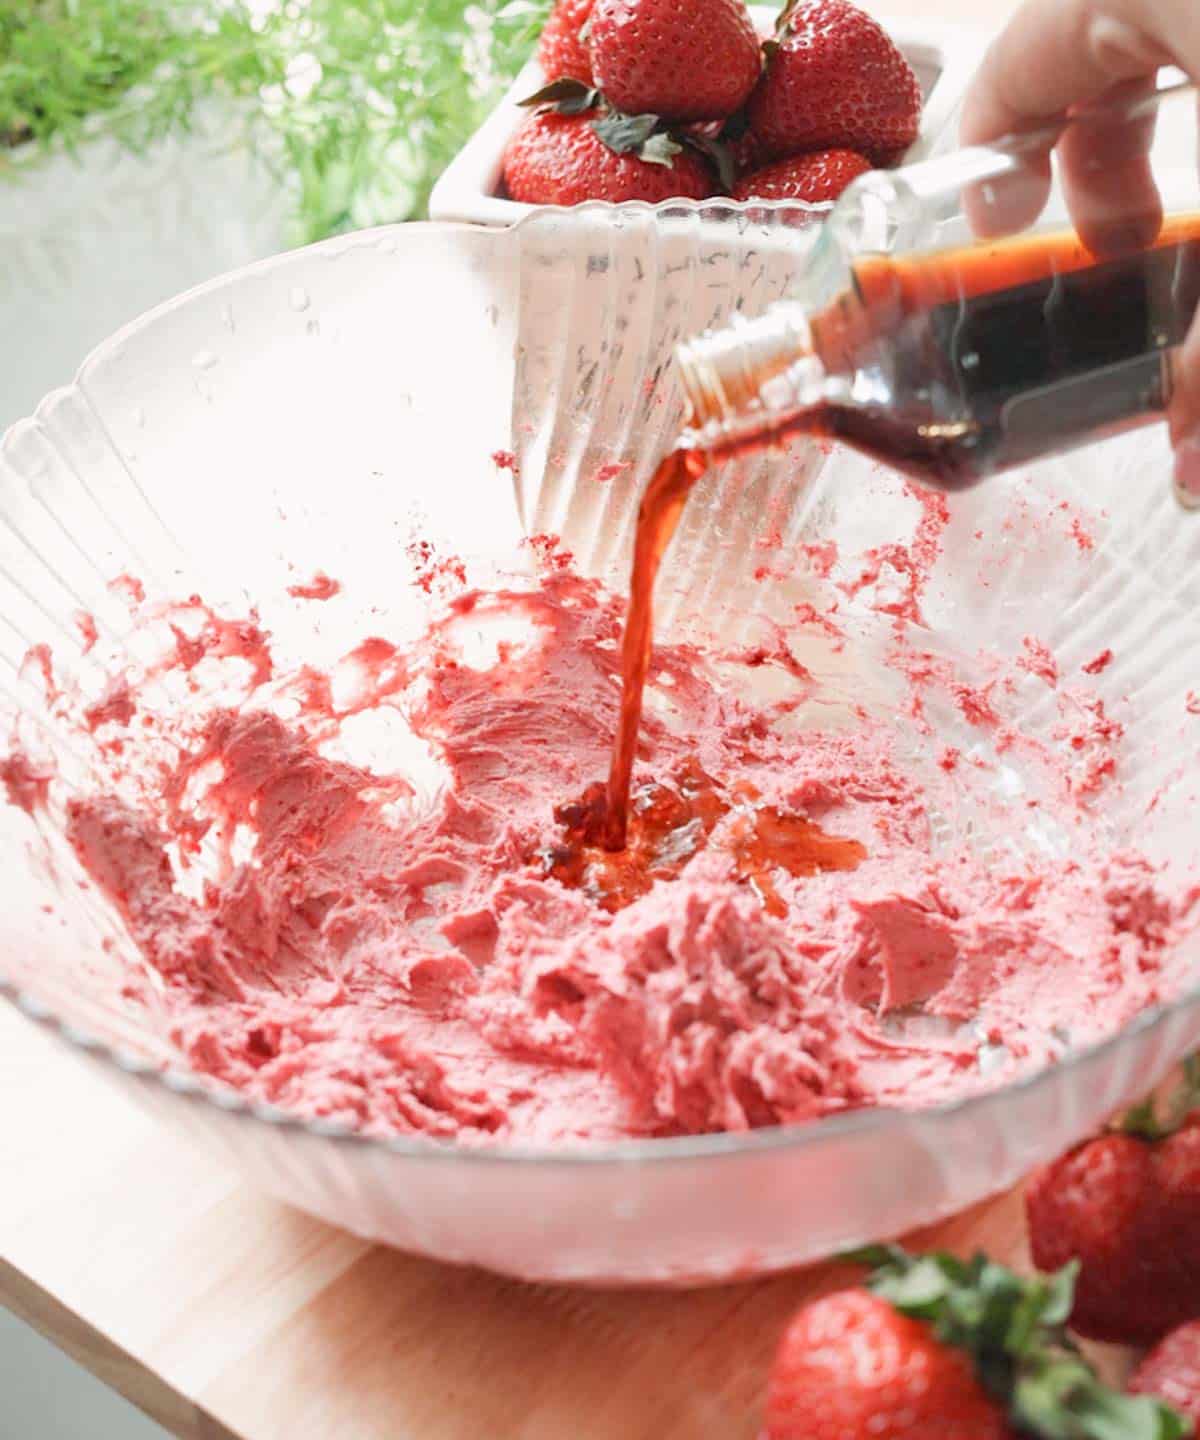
[5,532,1196,1147]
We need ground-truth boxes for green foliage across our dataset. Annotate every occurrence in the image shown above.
[0,0,552,241]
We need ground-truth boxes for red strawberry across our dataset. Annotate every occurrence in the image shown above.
[746,0,921,163]
[731,126,763,178]
[1026,1102,1200,1344]
[537,0,596,84]
[503,110,713,205]
[590,0,761,122]
[765,1288,1014,1440]
[763,1246,1184,1440]
[734,147,870,203]
[1129,1319,1200,1424]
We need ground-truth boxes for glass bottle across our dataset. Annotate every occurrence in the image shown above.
[675,80,1200,489]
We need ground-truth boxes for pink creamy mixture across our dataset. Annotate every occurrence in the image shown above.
[4,502,1198,1145]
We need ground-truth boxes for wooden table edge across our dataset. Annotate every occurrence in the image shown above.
[1,1254,241,1440]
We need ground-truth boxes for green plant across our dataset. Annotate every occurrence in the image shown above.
[0,0,552,241]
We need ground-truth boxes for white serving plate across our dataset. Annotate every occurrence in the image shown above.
[429,8,985,226]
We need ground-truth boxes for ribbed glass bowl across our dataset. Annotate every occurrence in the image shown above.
[3,204,1200,1285]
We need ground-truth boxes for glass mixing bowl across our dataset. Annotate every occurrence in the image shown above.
[2,205,1199,1285]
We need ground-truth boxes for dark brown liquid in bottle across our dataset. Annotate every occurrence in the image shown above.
[804,214,1200,486]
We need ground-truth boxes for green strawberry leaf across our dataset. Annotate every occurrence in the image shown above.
[1040,1261,1080,1329]
[845,1246,1192,1439]
[518,77,599,114]
[1013,1355,1101,1439]
[999,1263,1079,1356]
[872,1258,953,1313]
[1015,1359,1191,1440]
[840,1243,910,1271]
[591,110,659,154]
[638,130,683,168]
[681,132,736,192]
[1120,1097,1163,1140]
[1068,1388,1193,1440]
[1115,1053,1200,1140]
[591,111,684,167]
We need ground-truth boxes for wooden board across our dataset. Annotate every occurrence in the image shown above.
[0,1003,1136,1440]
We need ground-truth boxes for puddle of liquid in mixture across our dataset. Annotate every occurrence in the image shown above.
[542,758,864,915]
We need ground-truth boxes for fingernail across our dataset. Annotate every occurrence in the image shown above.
[1173,433,1200,510]
[1086,16,1167,76]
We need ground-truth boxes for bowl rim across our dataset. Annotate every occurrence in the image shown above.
[4,214,1198,1171]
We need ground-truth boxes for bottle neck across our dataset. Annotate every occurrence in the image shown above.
[676,302,832,451]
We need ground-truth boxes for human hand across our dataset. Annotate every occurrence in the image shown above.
[961,0,1200,507]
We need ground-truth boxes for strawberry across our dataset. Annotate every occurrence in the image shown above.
[503,108,713,205]
[730,125,763,178]
[537,0,596,85]
[733,147,870,203]
[746,0,921,163]
[1027,1106,1200,1345]
[1130,1320,1200,1425]
[763,1246,1186,1440]
[589,0,761,122]
[765,1288,1013,1439]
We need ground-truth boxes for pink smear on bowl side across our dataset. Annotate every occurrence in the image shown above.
[287,572,341,602]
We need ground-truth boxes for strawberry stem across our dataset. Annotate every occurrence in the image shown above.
[841,1246,1190,1439]
[1117,1052,1200,1142]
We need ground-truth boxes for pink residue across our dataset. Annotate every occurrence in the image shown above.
[952,682,1000,729]
[491,450,518,474]
[842,484,949,626]
[20,644,57,703]
[939,747,961,772]
[1018,636,1058,688]
[0,752,52,814]
[1083,649,1114,676]
[800,541,838,579]
[730,639,813,686]
[108,574,146,610]
[408,539,467,596]
[1070,517,1095,552]
[84,675,135,733]
[1188,692,1200,716]
[793,602,845,645]
[287,573,341,602]
[157,603,274,691]
[74,612,99,654]
[1059,694,1125,797]
[595,462,628,484]
[523,533,576,572]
